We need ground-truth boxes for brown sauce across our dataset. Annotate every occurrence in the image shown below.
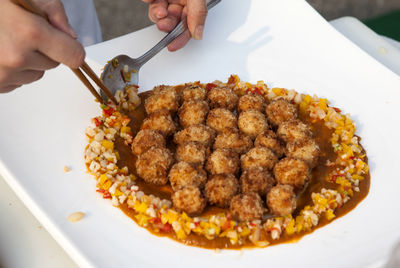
[116,89,370,249]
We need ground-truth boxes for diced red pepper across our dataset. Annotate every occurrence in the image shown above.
[96,189,105,193]
[206,83,217,90]
[152,217,161,224]
[267,227,279,233]
[103,107,115,117]
[120,70,126,83]
[160,223,172,233]
[92,117,101,127]
[249,222,257,227]
[103,191,112,199]
[253,87,263,95]
[228,75,236,84]
[333,107,341,113]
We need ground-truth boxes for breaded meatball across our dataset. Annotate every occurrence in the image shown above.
[152,85,172,95]
[206,108,237,132]
[145,86,179,114]
[277,119,312,143]
[230,193,264,221]
[267,185,296,216]
[207,86,238,111]
[182,85,206,102]
[241,147,278,171]
[204,174,239,207]
[141,109,177,136]
[173,124,215,146]
[168,161,207,191]
[266,99,297,126]
[238,110,268,139]
[206,148,239,175]
[136,147,173,185]
[240,167,275,196]
[274,158,309,188]
[213,127,253,154]
[131,129,165,155]
[238,94,266,113]
[254,130,285,158]
[176,141,209,166]
[172,186,206,216]
[178,100,209,128]
[286,137,320,168]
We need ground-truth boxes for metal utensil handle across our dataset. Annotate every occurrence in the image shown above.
[136,0,221,65]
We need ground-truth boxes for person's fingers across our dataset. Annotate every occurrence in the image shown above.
[35,0,77,38]
[3,70,44,85]
[142,0,155,3]
[148,0,168,22]
[156,3,183,32]
[0,85,21,94]
[35,19,85,68]
[167,29,191,51]
[17,70,45,84]
[186,0,207,40]
[26,52,60,71]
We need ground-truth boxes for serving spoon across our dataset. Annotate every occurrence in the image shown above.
[100,0,221,102]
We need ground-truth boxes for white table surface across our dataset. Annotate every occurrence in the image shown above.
[1,16,399,268]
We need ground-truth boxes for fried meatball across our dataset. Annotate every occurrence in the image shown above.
[206,108,237,132]
[204,174,239,207]
[141,109,177,136]
[182,85,206,102]
[213,127,253,154]
[136,147,173,185]
[173,124,215,146]
[168,161,207,191]
[238,94,266,113]
[240,167,275,196]
[145,86,179,114]
[254,130,285,158]
[172,186,206,216]
[274,158,309,188]
[206,148,239,175]
[266,99,297,126]
[286,137,320,168]
[176,141,209,166]
[277,119,312,143]
[178,100,209,128]
[131,129,165,155]
[230,193,264,221]
[267,185,296,216]
[241,147,278,171]
[207,86,239,110]
[238,110,268,139]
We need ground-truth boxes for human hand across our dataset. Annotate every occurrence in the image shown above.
[142,0,207,51]
[0,0,85,93]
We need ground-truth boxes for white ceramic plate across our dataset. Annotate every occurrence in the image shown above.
[1,0,400,267]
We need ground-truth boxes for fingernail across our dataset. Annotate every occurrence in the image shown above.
[194,25,204,40]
